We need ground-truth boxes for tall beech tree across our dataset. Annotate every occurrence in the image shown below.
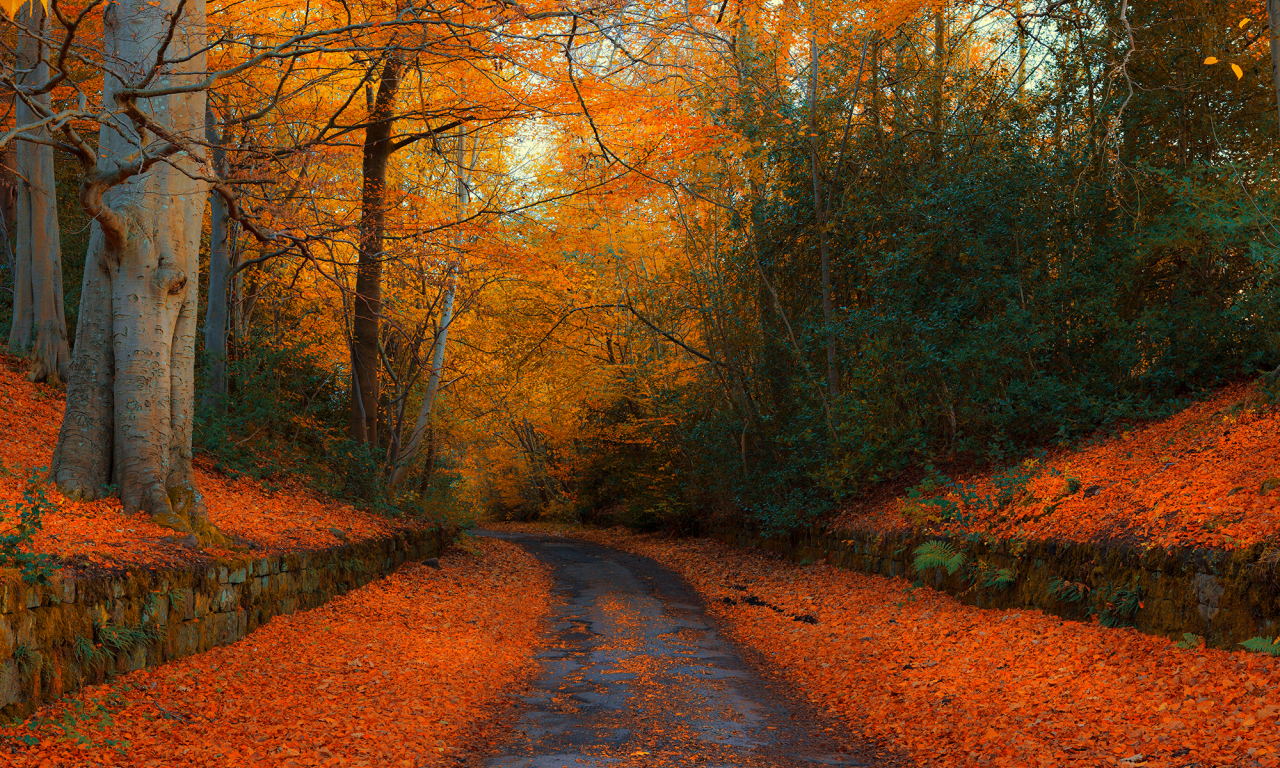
[202,104,231,410]
[7,1,67,383]
[48,0,228,541]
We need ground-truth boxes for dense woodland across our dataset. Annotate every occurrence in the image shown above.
[0,0,1277,537]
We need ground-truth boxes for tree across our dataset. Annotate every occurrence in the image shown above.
[6,1,67,383]
[47,0,230,541]
[387,125,472,488]
[201,104,230,409]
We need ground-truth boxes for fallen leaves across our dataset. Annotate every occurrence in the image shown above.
[833,381,1280,551]
[571,527,1280,768]
[0,537,552,766]
[0,355,419,570]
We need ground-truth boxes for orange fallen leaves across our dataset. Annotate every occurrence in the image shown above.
[573,528,1280,768]
[0,538,552,766]
[0,355,417,569]
[833,381,1280,550]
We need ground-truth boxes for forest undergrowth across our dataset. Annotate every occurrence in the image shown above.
[562,526,1280,768]
[0,537,551,766]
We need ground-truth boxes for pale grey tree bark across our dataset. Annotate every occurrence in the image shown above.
[202,104,230,409]
[52,0,228,545]
[7,2,68,383]
[388,126,471,489]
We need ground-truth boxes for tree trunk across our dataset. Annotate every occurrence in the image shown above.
[202,105,230,409]
[933,1,947,157]
[389,278,454,488]
[1015,0,1027,103]
[808,23,839,397]
[52,0,227,545]
[417,424,437,494]
[8,2,68,383]
[349,58,403,445]
[1270,0,1280,134]
[388,125,470,488]
[871,32,883,148]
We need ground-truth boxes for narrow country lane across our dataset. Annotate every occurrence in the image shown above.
[473,529,875,768]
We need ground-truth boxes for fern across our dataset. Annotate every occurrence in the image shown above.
[74,635,104,668]
[1048,576,1089,603]
[981,567,1016,590]
[1098,582,1144,628]
[912,541,967,575]
[1240,636,1280,656]
[13,644,34,677]
[1175,633,1204,650]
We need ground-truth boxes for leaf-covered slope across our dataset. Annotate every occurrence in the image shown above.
[834,381,1280,550]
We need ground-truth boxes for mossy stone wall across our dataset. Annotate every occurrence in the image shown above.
[0,526,451,719]
[708,526,1280,650]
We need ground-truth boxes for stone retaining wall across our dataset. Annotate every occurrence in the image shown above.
[709,525,1280,650]
[0,526,452,719]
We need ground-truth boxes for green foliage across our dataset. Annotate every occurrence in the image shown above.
[1,469,57,585]
[13,644,35,678]
[73,634,100,668]
[19,690,131,752]
[971,562,1016,592]
[904,460,1043,530]
[912,541,967,576]
[1097,582,1145,628]
[97,622,161,655]
[194,331,447,519]
[1175,633,1205,650]
[195,334,343,480]
[1240,636,1280,656]
[1048,577,1090,604]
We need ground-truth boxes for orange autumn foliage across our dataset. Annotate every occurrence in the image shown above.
[0,537,551,766]
[573,527,1280,768]
[0,355,417,569]
[833,382,1280,551]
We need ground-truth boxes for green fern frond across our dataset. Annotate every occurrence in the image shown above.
[912,541,967,575]
[1175,633,1204,650]
[1241,636,1280,656]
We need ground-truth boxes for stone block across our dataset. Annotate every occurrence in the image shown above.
[174,588,195,621]
[111,580,125,599]
[228,567,248,585]
[194,590,210,618]
[61,578,76,604]
[174,622,199,657]
[0,660,19,710]
[23,586,39,609]
[144,593,169,627]
[1194,573,1224,622]
[0,582,19,613]
[217,586,238,613]
[278,597,296,616]
[218,566,230,584]
[216,612,240,644]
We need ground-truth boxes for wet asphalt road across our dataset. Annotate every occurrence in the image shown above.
[471,529,874,768]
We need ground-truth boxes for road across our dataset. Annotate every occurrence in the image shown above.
[471,529,875,768]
